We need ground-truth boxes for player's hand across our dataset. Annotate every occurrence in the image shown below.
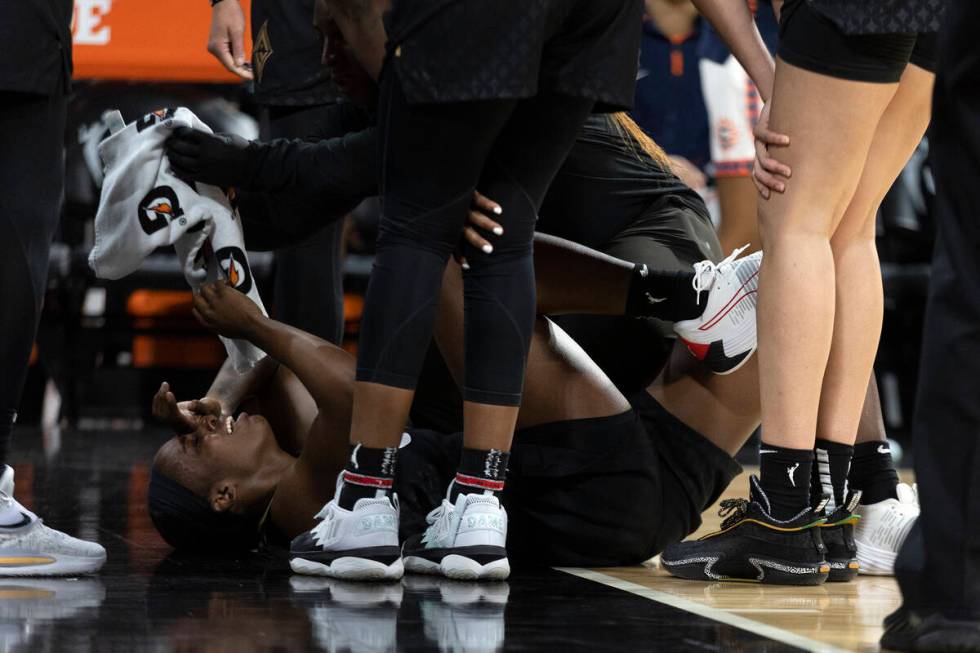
[152,382,223,434]
[208,0,254,80]
[752,103,792,199]
[456,191,504,269]
[165,127,254,188]
[192,280,263,340]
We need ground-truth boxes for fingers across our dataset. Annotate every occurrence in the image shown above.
[754,122,791,148]
[229,30,254,80]
[472,191,503,217]
[467,209,504,236]
[208,36,242,76]
[464,226,494,254]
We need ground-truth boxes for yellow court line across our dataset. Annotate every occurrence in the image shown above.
[556,567,852,653]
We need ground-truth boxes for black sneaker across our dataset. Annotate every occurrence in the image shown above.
[880,607,980,652]
[660,476,830,585]
[820,491,861,582]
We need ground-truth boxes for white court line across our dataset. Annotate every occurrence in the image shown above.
[556,568,851,653]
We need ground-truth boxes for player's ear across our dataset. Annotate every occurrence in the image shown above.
[210,483,236,513]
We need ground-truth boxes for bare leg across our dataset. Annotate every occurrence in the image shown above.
[855,373,887,445]
[717,176,762,254]
[817,64,935,444]
[648,345,760,457]
[757,59,898,449]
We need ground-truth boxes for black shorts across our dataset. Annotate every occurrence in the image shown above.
[396,397,741,567]
[552,198,723,395]
[384,0,644,111]
[778,0,937,83]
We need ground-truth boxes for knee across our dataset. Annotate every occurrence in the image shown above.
[377,190,472,256]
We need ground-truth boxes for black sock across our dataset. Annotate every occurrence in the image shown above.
[848,441,900,505]
[337,443,398,510]
[450,448,510,502]
[810,439,854,512]
[0,409,13,468]
[624,263,704,322]
[758,443,813,520]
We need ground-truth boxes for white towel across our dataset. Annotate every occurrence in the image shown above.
[88,107,267,372]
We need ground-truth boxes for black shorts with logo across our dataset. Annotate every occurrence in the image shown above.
[778,0,937,83]
[396,395,741,567]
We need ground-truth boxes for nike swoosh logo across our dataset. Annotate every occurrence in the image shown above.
[645,292,667,304]
[0,513,33,529]
[759,449,778,455]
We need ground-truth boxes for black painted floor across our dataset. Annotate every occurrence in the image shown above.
[0,428,797,652]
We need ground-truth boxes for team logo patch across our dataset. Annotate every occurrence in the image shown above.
[136,108,176,133]
[215,246,253,294]
[718,117,740,151]
[138,186,184,235]
[253,21,273,84]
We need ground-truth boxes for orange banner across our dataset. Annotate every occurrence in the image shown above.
[72,0,253,82]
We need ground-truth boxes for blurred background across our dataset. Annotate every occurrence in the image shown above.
[27,0,932,462]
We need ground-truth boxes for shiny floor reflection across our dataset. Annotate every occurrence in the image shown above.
[3,429,796,652]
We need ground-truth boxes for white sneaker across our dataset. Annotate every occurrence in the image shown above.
[0,467,106,577]
[289,476,403,581]
[674,246,762,375]
[402,491,510,581]
[855,483,919,576]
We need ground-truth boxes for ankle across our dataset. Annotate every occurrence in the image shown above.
[450,448,509,502]
[338,443,398,509]
[812,438,854,511]
[758,442,813,520]
[848,440,900,504]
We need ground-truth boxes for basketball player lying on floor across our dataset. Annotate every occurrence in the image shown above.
[148,250,755,576]
[148,240,910,582]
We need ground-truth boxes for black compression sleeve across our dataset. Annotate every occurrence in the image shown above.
[246,127,380,202]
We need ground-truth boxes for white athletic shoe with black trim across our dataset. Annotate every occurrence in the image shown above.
[0,466,105,577]
[402,491,510,581]
[855,482,919,576]
[290,476,403,581]
[674,246,762,375]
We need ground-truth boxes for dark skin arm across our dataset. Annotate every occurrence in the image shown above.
[191,281,355,536]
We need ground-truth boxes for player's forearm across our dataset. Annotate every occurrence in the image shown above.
[691,0,775,101]
[204,355,278,414]
[243,315,356,412]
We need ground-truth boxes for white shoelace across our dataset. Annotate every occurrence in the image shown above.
[691,244,750,306]
[421,502,454,546]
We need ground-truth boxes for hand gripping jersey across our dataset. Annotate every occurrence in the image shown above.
[89,108,268,372]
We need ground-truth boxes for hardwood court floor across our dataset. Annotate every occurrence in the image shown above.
[563,468,909,653]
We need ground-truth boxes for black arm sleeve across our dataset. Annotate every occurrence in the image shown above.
[245,127,379,202]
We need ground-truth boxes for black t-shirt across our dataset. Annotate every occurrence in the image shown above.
[0,0,72,95]
[806,0,945,34]
[250,0,343,106]
[537,115,709,250]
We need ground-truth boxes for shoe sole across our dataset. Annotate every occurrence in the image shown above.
[827,558,860,582]
[290,556,404,581]
[403,554,511,581]
[0,552,106,577]
[661,554,829,586]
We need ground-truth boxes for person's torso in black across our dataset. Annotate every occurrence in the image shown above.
[0,0,72,95]
[250,0,343,106]
[806,0,945,34]
[537,115,709,250]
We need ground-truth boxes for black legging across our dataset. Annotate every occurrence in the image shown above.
[0,90,67,462]
[356,68,594,405]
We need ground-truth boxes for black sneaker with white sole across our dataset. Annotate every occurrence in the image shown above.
[819,491,862,582]
[660,476,829,585]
